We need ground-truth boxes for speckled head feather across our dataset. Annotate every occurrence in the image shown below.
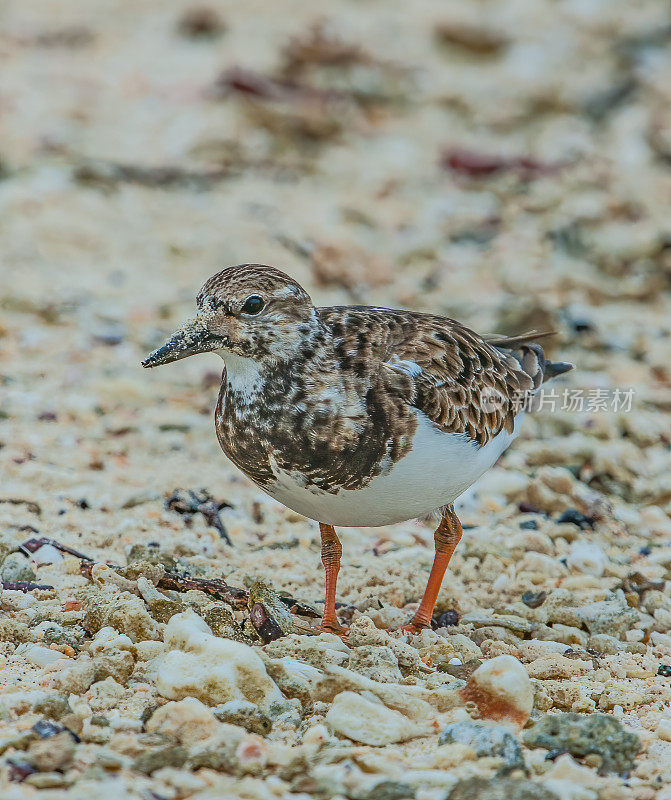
[197,264,311,309]
[195,264,320,361]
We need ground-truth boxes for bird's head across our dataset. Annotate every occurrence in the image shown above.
[142,264,318,369]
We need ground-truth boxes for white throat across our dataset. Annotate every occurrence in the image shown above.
[216,349,264,400]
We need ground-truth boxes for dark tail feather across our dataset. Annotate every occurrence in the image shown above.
[545,360,574,379]
[487,330,574,385]
[485,329,556,348]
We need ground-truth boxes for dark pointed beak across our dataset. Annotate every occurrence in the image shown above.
[142,316,225,368]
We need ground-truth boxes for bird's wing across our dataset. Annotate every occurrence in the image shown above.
[319,307,564,445]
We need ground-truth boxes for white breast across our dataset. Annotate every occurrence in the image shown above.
[263,411,523,527]
[216,350,264,400]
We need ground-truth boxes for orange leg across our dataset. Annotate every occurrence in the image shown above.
[403,506,463,632]
[318,522,345,634]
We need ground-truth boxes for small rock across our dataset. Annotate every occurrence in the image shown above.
[82,589,161,642]
[32,720,64,739]
[126,543,176,571]
[55,658,96,694]
[566,542,607,577]
[360,781,415,800]
[31,544,64,566]
[0,618,31,643]
[24,772,69,789]
[439,658,483,680]
[0,730,35,755]
[137,577,185,623]
[28,730,75,772]
[527,655,592,680]
[1,553,37,583]
[16,644,69,668]
[522,591,547,609]
[152,610,284,709]
[597,680,649,711]
[120,491,160,510]
[523,712,640,774]
[459,655,534,727]
[92,649,135,684]
[32,694,72,720]
[422,632,483,665]
[437,609,460,626]
[248,579,294,636]
[556,509,593,529]
[460,613,534,635]
[578,596,639,638]
[201,602,243,640]
[132,744,188,775]
[535,680,586,712]
[326,691,430,745]
[349,615,426,670]
[348,645,403,683]
[87,677,127,712]
[266,633,349,670]
[518,640,569,660]
[440,720,525,774]
[656,717,671,741]
[447,776,560,800]
[7,759,38,782]
[214,699,272,735]
[135,640,165,661]
[587,634,621,655]
[120,560,165,583]
[2,590,37,610]
[145,697,219,744]
[35,622,80,650]
[90,628,134,656]
[542,624,589,649]
[540,754,603,799]
[186,725,244,772]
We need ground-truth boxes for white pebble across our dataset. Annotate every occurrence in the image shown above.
[31,544,64,566]
[491,573,509,592]
[152,610,284,709]
[566,541,607,577]
[108,715,143,732]
[463,655,533,728]
[1,590,37,610]
[519,639,570,659]
[541,754,600,800]
[146,697,219,743]
[279,656,322,681]
[90,627,134,655]
[326,691,430,745]
[16,644,69,667]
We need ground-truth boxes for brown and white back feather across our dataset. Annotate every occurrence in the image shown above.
[319,308,573,445]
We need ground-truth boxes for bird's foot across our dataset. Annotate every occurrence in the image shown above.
[399,619,431,635]
[313,617,349,640]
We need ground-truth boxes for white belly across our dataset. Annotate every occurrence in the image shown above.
[262,412,522,527]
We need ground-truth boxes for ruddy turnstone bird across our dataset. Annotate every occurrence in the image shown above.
[143,264,572,633]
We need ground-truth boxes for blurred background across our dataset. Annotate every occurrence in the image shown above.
[1,0,670,529]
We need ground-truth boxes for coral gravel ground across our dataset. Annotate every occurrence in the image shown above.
[1,0,671,798]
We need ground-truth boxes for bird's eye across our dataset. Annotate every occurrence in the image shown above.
[241,295,265,315]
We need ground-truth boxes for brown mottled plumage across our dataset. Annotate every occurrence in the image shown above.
[143,264,573,633]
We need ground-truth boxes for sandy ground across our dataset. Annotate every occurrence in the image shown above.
[2,1,671,798]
